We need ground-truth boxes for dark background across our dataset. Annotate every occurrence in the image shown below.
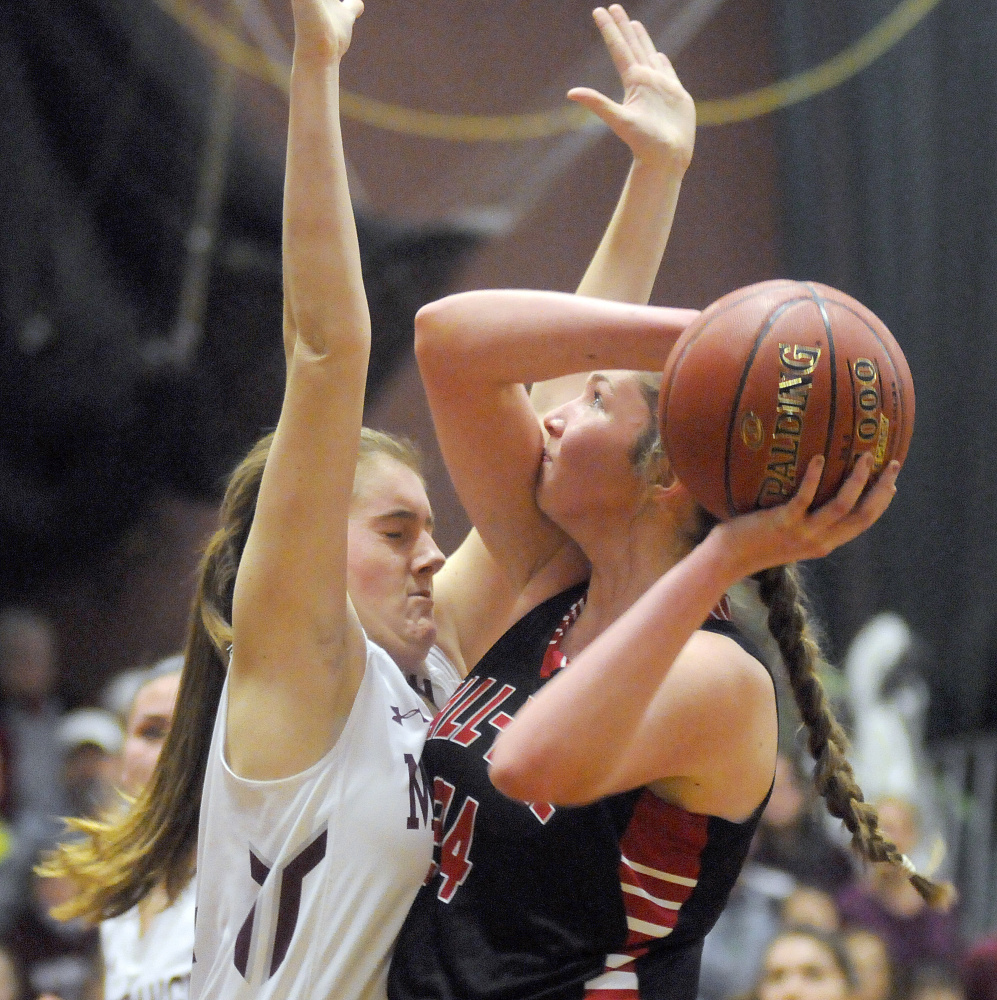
[1,0,992,737]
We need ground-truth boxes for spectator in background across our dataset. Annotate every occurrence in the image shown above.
[699,759,846,1000]
[843,613,944,874]
[960,932,997,1000]
[843,928,896,1000]
[5,864,100,1000]
[752,926,857,1000]
[96,657,191,1000]
[99,655,183,729]
[902,967,965,1000]
[838,795,960,975]
[753,752,857,895]
[55,708,122,819]
[0,729,34,939]
[782,885,841,933]
[697,864,787,1000]
[0,942,31,1000]
[0,608,66,835]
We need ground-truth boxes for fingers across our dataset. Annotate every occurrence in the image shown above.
[788,454,825,512]
[856,458,901,520]
[592,6,637,80]
[801,453,899,546]
[566,87,617,124]
[626,15,662,67]
[593,4,662,77]
[832,451,876,512]
[607,5,648,67]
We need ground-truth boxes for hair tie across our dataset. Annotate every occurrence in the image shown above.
[899,853,918,877]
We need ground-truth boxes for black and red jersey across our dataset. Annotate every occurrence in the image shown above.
[389,585,774,1000]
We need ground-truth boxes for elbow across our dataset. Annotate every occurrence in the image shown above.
[413,297,457,369]
[487,739,600,807]
[414,292,482,373]
[487,747,537,803]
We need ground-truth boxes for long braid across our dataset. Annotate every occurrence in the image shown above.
[755,564,954,910]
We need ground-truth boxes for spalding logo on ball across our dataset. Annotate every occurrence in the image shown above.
[659,280,915,520]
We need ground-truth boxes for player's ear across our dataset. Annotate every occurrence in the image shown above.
[647,449,679,494]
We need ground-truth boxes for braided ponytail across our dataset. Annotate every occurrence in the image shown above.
[754,564,955,910]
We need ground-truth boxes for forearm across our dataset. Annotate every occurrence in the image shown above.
[417,289,697,388]
[531,161,689,414]
[575,159,685,304]
[487,530,745,803]
[282,49,368,358]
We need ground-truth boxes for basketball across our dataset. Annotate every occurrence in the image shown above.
[658,280,915,521]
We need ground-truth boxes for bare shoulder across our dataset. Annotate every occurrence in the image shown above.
[644,628,777,821]
[656,628,775,739]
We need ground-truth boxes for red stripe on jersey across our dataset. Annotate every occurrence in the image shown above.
[540,595,586,679]
[710,595,731,620]
[585,791,709,994]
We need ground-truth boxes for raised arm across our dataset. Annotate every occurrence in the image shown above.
[487,454,902,811]
[419,291,697,598]
[531,4,696,415]
[431,6,697,673]
[226,0,369,780]
[573,4,694,303]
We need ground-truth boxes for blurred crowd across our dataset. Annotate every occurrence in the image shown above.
[697,747,997,1000]
[0,604,994,1000]
[0,606,181,1000]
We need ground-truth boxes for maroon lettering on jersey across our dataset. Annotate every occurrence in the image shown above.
[234,850,270,977]
[405,752,432,830]
[233,829,328,981]
[271,830,327,975]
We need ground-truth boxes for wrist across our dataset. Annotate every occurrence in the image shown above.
[692,523,750,592]
[629,150,692,180]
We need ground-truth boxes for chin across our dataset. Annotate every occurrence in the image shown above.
[389,626,436,672]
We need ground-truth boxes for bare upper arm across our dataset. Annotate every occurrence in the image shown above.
[226,352,369,779]
[636,630,778,820]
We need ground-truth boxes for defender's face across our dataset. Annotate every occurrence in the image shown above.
[347,456,445,672]
[120,672,181,796]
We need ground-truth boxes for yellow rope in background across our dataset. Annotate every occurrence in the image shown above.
[154,0,943,138]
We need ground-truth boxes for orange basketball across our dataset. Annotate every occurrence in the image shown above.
[658,280,915,520]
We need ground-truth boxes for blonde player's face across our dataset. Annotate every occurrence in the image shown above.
[347,455,445,673]
[538,371,653,525]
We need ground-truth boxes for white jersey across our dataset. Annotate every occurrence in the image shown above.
[189,640,460,1000]
[101,877,196,1000]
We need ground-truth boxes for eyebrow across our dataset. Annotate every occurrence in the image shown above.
[586,373,613,391]
[372,509,435,531]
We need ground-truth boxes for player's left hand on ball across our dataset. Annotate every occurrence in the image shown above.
[718,453,901,573]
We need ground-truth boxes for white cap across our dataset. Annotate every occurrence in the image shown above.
[57,708,124,755]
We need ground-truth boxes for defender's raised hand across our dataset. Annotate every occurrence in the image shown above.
[568,4,695,172]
